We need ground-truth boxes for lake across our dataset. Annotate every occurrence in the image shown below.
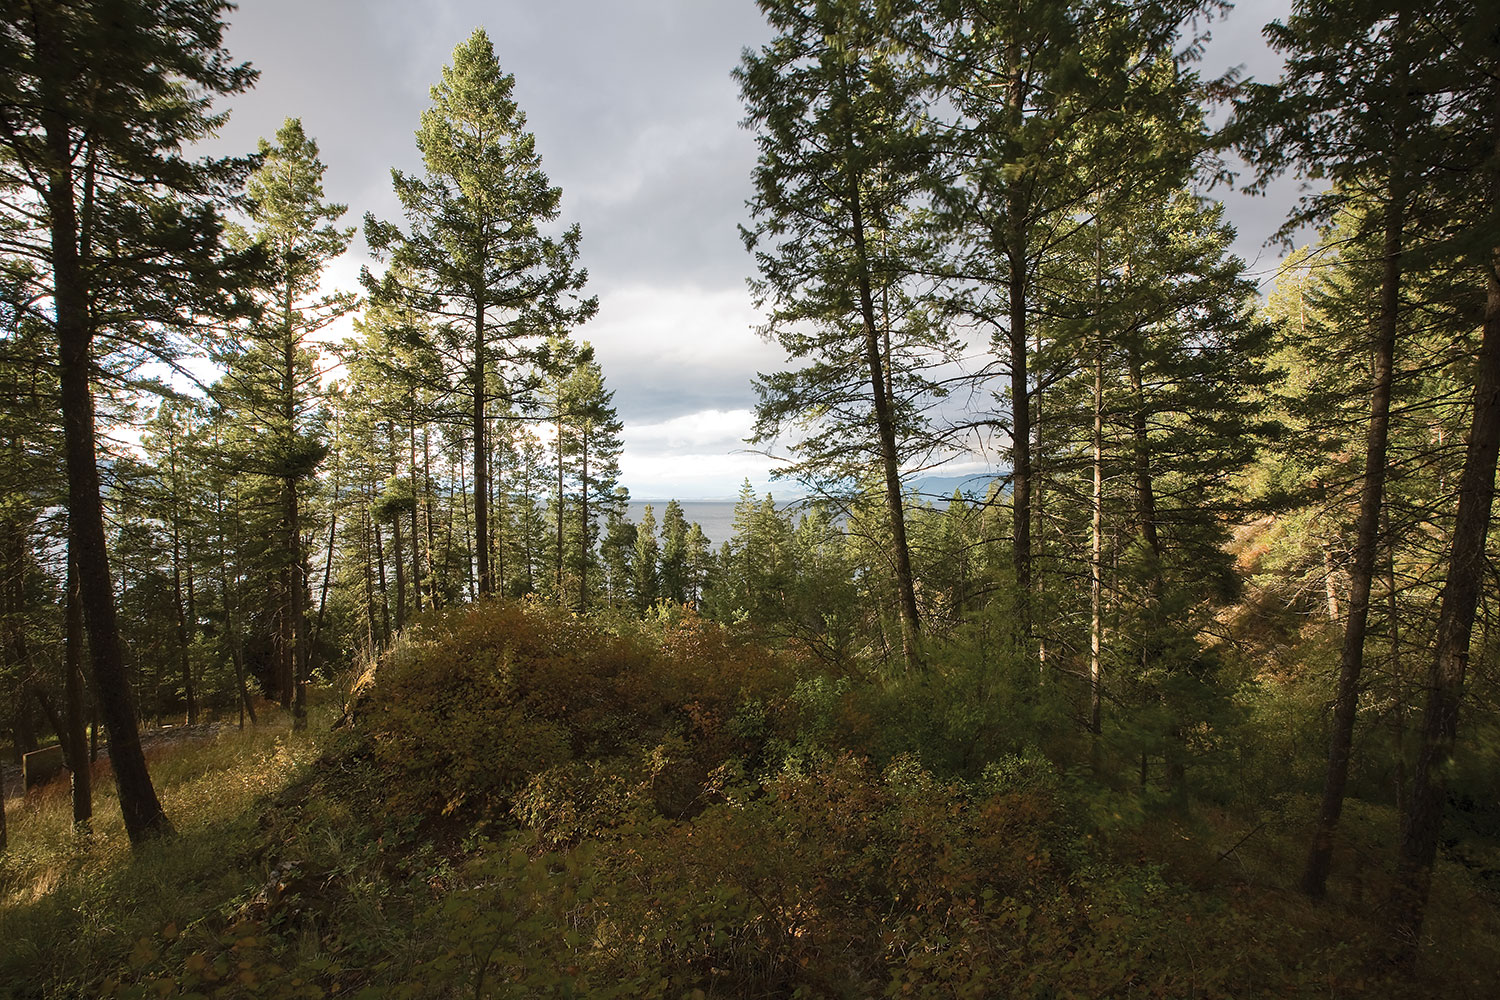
[625,490,987,549]
[625,501,740,548]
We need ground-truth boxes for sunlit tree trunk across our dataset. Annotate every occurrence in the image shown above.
[65,547,91,827]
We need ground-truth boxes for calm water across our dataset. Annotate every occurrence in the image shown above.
[625,501,739,548]
[625,488,986,549]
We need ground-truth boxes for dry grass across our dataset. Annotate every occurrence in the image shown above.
[0,706,331,997]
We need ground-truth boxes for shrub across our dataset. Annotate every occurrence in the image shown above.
[358,601,805,828]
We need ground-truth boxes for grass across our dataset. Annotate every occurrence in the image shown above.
[0,708,330,999]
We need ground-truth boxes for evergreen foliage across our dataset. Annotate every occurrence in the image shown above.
[0,0,1497,982]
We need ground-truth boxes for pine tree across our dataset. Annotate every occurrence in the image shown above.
[218,118,353,726]
[738,0,941,670]
[1390,0,1500,946]
[363,28,596,597]
[0,0,257,844]
[599,507,637,608]
[930,0,1223,657]
[1237,0,1455,901]
[684,523,714,605]
[660,500,690,604]
[554,342,624,610]
[632,504,660,613]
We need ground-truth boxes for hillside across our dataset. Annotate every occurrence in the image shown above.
[3,601,1498,999]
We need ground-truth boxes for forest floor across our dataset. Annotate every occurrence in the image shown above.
[1,721,229,798]
[2,604,1499,998]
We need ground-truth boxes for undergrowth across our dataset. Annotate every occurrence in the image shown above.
[1,600,1497,998]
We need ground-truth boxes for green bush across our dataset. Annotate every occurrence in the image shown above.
[358,600,805,827]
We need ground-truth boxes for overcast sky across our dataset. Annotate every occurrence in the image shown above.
[207,0,1298,500]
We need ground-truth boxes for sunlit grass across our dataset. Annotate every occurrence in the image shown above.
[0,704,332,996]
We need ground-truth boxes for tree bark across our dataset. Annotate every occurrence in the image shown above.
[1302,169,1405,901]
[422,425,438,607]
[556,404,566,603]
[391,509,407,631]
[310,422,340,680]
[1391,238,1500,947]
[408,416,422,615]
[579,429,590,611]
[457,444,475,601]
[362,509,379,655]
[48,118,172,844]
[170,448,196,726]
[65,546,92,827]
[374,515,391,643]
[1006,198,1032,654]
[472,308,491,595]
[843,165,920,667]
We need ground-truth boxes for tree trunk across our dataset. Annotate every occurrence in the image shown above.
[1003,53,1033,654]
[291,472,310,732]
[218,512,258,729]
[1034,326,1047,679]
[578,430,589,611]
[310,453,340,680]
[1090,337,1104,740]
[172,490,196,726]
[473,310,491,595]
[457,444,475,601]
[423,425,438,607]
[1302,168,1405,901]
[65,546,92,827]
[556,406,566,603]
[374,516,391,643]
[391,511,407,631]
[49,121,172,844]
[362,509,378,656]
[410,498,422,616]
[280,283,305,719]
[281,478,301,715]
[845,192,920,668]
[1391,233,1500,947]
[408,415,422,615]
[1006,200,1032,656]
[441,459,458,602]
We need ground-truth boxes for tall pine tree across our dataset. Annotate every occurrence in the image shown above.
[0,0,256,844]
[363,28,595,597]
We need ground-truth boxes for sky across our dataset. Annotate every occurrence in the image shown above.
[205,0,1299,501]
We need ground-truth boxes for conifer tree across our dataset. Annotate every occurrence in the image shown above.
[0,0,257,844]
[929,0,1222,655]
[1237,0,1451,900]
[600,508,637,608]
[539,339,624,610]
[633,504,660,613]
[660,500,690,604]
[684,523,714,605]
[219,118,353,725]
[739,0,940,670]
[1391,0,1500,946]
[364,28,596,597]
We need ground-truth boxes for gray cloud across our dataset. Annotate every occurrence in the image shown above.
[201,0,1298,497]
